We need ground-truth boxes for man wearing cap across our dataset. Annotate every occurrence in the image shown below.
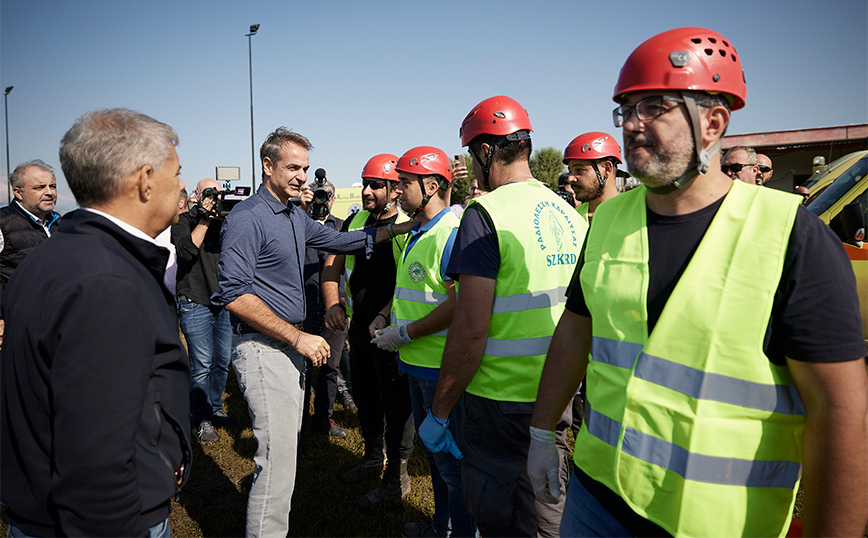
[322,153,416,508]
[369,146,475,538]
[421,96,587,537]
[562,132,624,223]
[529,27,867,537]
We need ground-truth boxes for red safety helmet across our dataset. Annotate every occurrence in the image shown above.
[459,95,533,147]
[361,154,399,181]
[563,132,623,165]
[396,146,452,183]
[613,27,746,111]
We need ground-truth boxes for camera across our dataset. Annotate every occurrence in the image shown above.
[190,183,252,219]
[310,168,332,220]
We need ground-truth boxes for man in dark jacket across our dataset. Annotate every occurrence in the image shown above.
[0,108,191,537]
[0,159,61,343]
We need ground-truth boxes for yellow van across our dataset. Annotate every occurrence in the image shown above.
[806,151,868,342]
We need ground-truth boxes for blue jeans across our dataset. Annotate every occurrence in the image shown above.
[232,332,307,538]
[409,375,476,538]
[559,469,634,537]
[179,298,231,424]
[8,518,171,537]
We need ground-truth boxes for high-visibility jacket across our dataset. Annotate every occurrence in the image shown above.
[577,202,590,224]
[466,179,587,402]
[576,180,804,537]
[392,209,460,369]
[344,209,407,318]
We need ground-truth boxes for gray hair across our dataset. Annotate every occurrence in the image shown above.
[9,159,55,189]
[59,108,178,207]
[260,127,312,181]
[723,146,757,164]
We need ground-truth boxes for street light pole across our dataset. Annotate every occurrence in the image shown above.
[4,86,12,205]
[246,24,259,192]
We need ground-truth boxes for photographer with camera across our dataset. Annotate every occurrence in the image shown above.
[171,178,236,444]
[301,174,355,438]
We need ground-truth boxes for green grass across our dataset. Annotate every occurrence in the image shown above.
[168,368,436,537]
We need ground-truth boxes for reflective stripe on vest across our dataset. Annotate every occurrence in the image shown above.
[575,181,803,537]
[393,210,459,368]
[465,180,587,402]
[583,404,802,489]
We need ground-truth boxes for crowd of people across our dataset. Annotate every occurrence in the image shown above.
[1,25,866,538]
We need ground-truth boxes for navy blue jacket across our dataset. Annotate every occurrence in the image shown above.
[0,209,191,537]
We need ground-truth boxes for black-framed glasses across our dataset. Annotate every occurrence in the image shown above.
[758,166,772,174]
[721,163,759,174]
[613,95,685,128]
[362,179,387,190]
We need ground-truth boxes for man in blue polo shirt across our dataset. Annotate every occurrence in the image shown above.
[216,127,416,538]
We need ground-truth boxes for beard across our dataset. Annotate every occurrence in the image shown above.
[625,129,695,189]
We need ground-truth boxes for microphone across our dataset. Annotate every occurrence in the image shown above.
[315,168,326,182]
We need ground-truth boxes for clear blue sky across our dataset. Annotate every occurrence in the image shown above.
[2,0,866,214]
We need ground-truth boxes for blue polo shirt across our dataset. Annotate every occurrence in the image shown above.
[215,185,375,324]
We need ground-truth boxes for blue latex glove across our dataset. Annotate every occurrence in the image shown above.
[419,409,463,460]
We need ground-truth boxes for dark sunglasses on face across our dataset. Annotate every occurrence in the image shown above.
[721,163,759,174]
[758,166,772,173]
[362,179,387,190]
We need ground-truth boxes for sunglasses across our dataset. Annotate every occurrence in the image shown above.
[758,166,772,174]
[362,179,387,190]
[721,163,759,174]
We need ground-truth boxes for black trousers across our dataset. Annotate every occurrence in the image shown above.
[348,323,414,461]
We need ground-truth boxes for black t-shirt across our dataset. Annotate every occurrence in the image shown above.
[566,198,865,365]
[171,212,223,305]
[566,196,867,537]
[445,204,500,280]
[340,211,400,324]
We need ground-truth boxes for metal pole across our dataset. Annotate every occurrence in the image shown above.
[247,25,259,191]
[4,87,12,206]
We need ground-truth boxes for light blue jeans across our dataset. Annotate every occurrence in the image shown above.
[178,298,231,424]
[232,332,307,538]
[409,375,476,537]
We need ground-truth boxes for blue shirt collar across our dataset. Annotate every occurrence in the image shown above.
[256,184,295,215]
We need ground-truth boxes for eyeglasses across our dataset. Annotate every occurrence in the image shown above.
[758,166,772,174]
[613,95,685,128]
[721,163,759,174]
[362,179,387,190]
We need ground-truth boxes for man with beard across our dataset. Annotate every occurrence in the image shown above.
[529,27,867,537]
[422,96,586,537]
[322,154,415,507]
[562,132,624,223]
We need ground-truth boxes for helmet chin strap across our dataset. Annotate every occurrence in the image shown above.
[376,183,396,219]
[590,162,606,199]
[646,90,723,195]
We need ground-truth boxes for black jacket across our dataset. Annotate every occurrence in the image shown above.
[0,200,61,303]
[0,209,191,537]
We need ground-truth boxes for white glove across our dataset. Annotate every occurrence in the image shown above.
[371,324,413,352]
[527,426,561,504]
